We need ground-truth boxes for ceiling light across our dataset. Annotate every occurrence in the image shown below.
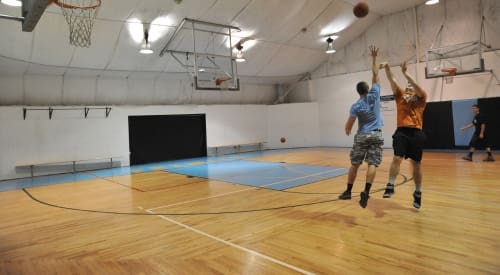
[325,37,336,54]
[425,0,439,5]
[235,43,246,62]
[139,30,154,54]
[1,0,22,7]
[140,42,154,54]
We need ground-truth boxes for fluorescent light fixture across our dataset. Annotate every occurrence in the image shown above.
[425,0,439,5]
[140,41,154,54]
[328,35,339,40]
[325,37,336,54]
[235,43,246,62]
[235,51,246,62]
[1,0,22,7]
[226,30,255,48]
[139,30,154,54]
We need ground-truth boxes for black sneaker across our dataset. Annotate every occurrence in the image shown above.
[483,156,495,162]
[383,184,395,198]
[359,191,369,208]
[462,155,472,161]
[413,191,422,209]
[338,190,351,200]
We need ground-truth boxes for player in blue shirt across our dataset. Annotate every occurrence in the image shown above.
[338,45,384,208]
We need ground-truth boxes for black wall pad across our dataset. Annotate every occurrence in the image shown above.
[477,97,500,149]
[128,114,207,165]
[423,101,455,149]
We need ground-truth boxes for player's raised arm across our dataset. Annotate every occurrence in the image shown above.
[401,61,426,98]
[369,45,379,85]
[380,62,398,95]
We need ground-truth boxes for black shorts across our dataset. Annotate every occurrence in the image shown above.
[469,134,490,149]
[392,127,426,162]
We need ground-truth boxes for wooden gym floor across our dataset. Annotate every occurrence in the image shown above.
[0,148,499,274]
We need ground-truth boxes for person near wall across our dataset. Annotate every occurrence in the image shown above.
[338,45,384,208]
[380,61,427,209]
[460,104,495,162]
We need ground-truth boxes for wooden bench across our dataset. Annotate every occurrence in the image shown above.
[16,155,124,177]
[208,142,266,155]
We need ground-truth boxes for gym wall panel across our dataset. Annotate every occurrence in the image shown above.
[0,75,24,105]
[24,74,63,105]
[95,76,128,105]
[267,102,320,149]
[62,76,97,105]
[452,99,476,147]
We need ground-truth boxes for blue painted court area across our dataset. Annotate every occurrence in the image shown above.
[165,159,348,190]
[0,149,348,191]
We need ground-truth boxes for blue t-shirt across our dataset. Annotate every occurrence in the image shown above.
[349,83,383,133]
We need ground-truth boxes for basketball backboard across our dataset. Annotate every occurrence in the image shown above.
[425,41,485,79]
[160,18,241,91]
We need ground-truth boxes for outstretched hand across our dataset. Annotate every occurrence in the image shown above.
[400,61,408,73]
[369,45,378,57]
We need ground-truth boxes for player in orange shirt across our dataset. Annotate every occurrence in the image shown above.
[380,61,427,209]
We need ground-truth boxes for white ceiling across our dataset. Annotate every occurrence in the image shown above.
[0,0,429,82]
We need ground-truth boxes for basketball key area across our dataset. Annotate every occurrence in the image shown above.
[0,149,348,192]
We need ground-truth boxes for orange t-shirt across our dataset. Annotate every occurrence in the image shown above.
[394,85,427,129]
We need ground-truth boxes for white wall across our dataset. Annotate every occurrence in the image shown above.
[0,74,277,106]
[0,103,321,181]
[267,102,320,149]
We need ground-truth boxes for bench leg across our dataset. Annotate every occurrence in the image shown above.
[30,165,34,178]
[73,161,76,173]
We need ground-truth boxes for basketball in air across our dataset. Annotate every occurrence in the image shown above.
[280,137,286,143]
[353,2,369,18]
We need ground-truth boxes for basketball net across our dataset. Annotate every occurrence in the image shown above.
[54,0,101,48]
[441,67,457,84]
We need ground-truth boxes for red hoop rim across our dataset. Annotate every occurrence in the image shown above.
[53,0,102,10]
[441,67,457,76]
[215,77,232,86]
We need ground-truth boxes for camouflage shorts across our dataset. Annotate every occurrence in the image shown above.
[350,131,384,166]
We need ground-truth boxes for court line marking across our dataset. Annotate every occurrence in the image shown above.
[84,171,146,192]
[147,167,347,211]
[143,208,315,275]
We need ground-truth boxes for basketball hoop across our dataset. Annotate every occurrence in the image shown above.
[53,0,101,48]
[215,77,232,91]
[441,67,457,84]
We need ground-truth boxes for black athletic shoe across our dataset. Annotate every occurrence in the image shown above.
[359,191,369,208]
[383,184,395,198]
[413,191,422,209]
[462,155,472,161]
[483,156,495,162]
[338,190,351,200]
